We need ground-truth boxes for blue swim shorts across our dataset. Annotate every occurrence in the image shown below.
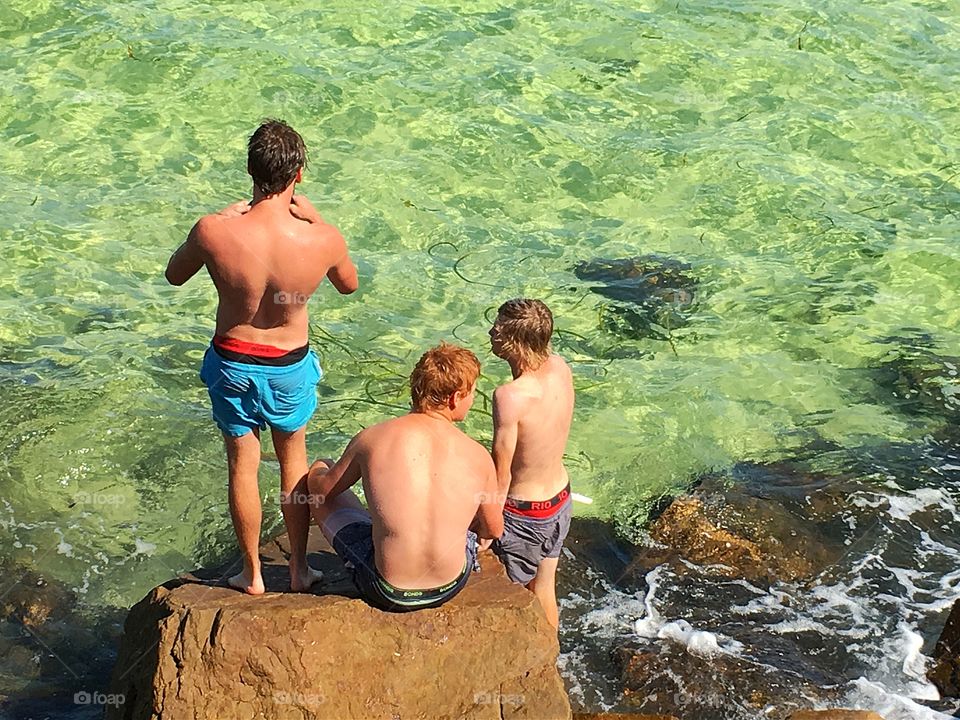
[199,345,323,437]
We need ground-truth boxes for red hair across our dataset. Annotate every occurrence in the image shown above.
[410,342,481,412]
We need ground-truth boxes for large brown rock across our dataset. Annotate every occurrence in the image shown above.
[928,597,960,697]
[107,529,570,720]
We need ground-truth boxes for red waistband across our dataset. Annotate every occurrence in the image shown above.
[504,484,571,519]
[213,335,296,359]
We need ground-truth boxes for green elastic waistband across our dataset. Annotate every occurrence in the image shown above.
[376,559,469,606]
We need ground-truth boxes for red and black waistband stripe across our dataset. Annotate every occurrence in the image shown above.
[212,335,309,366]
[504,483,571,519]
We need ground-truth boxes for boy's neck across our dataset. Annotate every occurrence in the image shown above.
[251,183,295,207]
[507,354,548,379]
[414,407,455,423]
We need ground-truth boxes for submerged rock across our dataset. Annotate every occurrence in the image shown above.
[107,528,570,720]
[871,337,960,425]
[635,482,843,585]
[0,560,122,715]
[573,256,698,343]
[559,457,897,717]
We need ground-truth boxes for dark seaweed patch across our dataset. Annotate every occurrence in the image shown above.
[574,255,698,344]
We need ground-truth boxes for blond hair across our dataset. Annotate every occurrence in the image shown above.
[494,298,553,370]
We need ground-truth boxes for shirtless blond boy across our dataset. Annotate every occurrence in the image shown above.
[306,343,503,611]
[165,120,358,595]
[489,299,575,628]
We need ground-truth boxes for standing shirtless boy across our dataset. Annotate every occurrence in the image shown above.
[489,299,575,629]
[165,120,358,595]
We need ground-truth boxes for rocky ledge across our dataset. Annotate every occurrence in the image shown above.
[107,528,570,720]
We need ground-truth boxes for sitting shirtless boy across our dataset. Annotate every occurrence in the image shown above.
[306,343,503,611]
[488,299,575,629]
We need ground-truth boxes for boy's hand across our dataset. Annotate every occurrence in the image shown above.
[290,195,323,224]
[217,200,251,218]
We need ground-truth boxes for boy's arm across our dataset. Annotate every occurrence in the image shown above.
[472,460,504,541]
[289,195,359,295]
[491,387,520,501]
[325,236,359,295]
[307,434,364,503]
[165,220,206,286]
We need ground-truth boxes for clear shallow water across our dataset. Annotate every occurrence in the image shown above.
[0,0,958,715]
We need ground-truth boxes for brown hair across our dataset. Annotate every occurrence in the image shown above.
[410,342,481,412]
[247,119,306,196]
[494,298,553,369]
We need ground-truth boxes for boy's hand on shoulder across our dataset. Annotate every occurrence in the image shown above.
[216,200,251,218]
[290,194,323,224]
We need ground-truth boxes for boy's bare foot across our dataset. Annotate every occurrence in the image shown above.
[290,565,324,593]
[228,569,265,596]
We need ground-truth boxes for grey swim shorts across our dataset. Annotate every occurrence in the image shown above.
[492,496,572,585]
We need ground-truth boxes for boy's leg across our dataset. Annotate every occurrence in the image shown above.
[225,430,265,596]
[527,556,560,629]
[307,476,367,541]
[272,426,323,592]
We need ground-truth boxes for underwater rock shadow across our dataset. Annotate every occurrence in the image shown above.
[573,255,700,347]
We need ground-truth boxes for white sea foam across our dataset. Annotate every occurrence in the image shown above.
[886,488,947,522]
[844,678,950,720]
[633,565,665,638]
[657,619,726,657]
[633,566,744,657]
[900,631,933,695]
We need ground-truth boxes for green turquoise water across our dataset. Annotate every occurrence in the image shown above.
[1,0,958,657]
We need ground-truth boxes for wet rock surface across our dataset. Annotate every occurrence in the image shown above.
[107,527,570,720]
[573,256,698,343]
[788,712,886,720]
[626,464,858,585]
[573,713,677,720]
[615,643,841,720]
[557,450,952,719]
[928,597,960,697]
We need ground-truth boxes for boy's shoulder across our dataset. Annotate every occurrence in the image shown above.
[546,352,572,373]
[191,211,242,250]
[492,378,532,420]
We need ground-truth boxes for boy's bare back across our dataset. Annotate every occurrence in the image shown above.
[169,196,357,350]
[493,354,574,501]
[350,413,496,588]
